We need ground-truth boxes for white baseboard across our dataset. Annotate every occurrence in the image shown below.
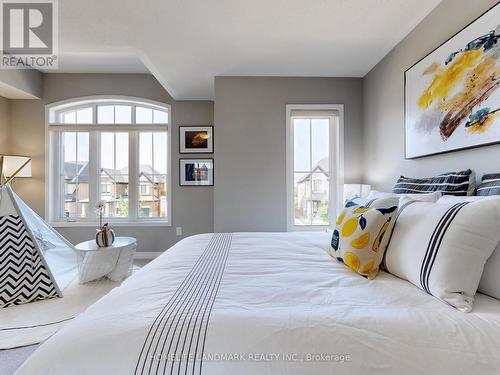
[134,251,162,260]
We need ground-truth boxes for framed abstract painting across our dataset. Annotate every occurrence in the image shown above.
[405,3,500,159]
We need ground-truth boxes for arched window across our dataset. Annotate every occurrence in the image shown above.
[46,96,171,225]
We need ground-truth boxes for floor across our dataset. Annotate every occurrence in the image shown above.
[1,259,152,375]
[0,345,39,375]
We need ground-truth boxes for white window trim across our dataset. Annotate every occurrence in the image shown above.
[45,95,172,227]
[285,104,345,232]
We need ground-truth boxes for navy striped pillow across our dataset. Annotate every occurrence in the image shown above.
[477,174,500,196]
[393,169,474,196]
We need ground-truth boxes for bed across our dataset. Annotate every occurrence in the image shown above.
[17,232,500,374]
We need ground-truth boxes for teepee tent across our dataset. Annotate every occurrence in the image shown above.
[0,184,78,307]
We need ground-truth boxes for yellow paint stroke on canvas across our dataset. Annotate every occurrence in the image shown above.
[439,56,500,113]
[417,49,482,110]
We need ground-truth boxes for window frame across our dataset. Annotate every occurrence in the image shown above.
[285,104,344,231]
[45,95,172,227]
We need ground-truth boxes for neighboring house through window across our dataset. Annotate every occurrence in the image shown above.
[46,96,171,225]
[286,104,344,230]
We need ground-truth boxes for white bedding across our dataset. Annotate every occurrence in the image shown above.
[17,232,500,374]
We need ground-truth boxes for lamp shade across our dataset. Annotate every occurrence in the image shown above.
[344,183,371,202]
[0,154,32,178]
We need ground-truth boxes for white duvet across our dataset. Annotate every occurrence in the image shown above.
[17,232,500,374]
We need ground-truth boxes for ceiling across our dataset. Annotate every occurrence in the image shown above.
[55,0,442,100]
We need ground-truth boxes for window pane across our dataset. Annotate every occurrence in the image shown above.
[294,173,311,225]
[115,133,129,170]
[153,132,167,174]
[100,132,129,218]
[311,119,329,171]
[76,108,92,124]
[136,107,153,123]
[153,110,168,124]
[63,132,77,166]
[98,105,114,123]
[293,119,310,172]
[115,105,132,124]
[139,131,168,218]
[139,132,152,174]
[139,174,167,218]
[62,132,89,219]
[62,111,76,124]
[100,132,115,169]
[291,116,331,227]
[311,172,329,226]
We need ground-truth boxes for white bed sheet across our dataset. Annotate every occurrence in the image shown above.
[17,232,500,374]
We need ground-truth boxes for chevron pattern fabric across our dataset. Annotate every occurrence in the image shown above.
[0,215,59,308]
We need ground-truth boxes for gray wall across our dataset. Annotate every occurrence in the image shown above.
[8,73,214,253]
[0,96,10,152]
[0,69,42,98]
[214,77,363,232]
[362,0,499,191]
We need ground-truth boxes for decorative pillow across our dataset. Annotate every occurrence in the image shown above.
[436,195,500,300]
[346,196,399,209]
[367,190,442,202]
[393,169,475,196]
[329,199,398,279]
[384,197,500,312]
[477,173,500,196]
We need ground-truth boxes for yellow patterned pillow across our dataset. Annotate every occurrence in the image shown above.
[329,202,398,279]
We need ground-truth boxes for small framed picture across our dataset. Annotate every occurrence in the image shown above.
[179,159,214,186]
[179,126,214,153]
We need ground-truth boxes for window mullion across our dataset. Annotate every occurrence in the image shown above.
[54,132,62,220]
[309,120,313,225]
[329,115,337,224]
[89,130,99,220]
[128,131,138,219]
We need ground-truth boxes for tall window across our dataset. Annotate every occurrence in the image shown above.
[46,97,170,225]
[286,105,344,230]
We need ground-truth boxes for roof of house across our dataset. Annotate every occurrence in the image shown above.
[297,157,329,184]
[64,162,165,184]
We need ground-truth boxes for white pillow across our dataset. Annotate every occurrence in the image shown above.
[367,190,442,202]
[384,197,500,312]
[436,195,500,300]
[436,195,495,204]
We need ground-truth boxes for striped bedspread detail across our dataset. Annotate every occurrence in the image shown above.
[135,233,232,375]
[393,170,472,196]
[477,174,500,196]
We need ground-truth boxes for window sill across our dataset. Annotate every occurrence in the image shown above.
[50,220,171,228]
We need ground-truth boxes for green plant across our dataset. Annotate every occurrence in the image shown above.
[318,201,329,222]
[116,199,129,217]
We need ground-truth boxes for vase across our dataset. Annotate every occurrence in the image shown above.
[95,223,115,247]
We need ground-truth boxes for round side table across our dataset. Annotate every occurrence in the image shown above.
[74,237,137,283]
